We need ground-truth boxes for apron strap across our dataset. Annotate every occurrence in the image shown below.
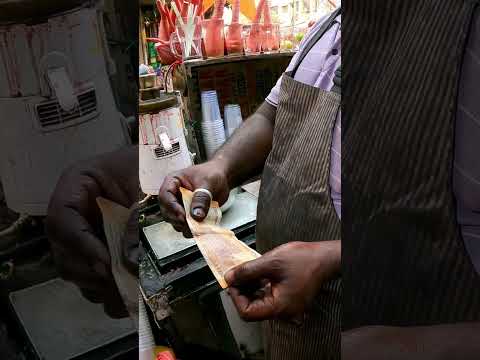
[332,67,341,95]
[291,7,341,78]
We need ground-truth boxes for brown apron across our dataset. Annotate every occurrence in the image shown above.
[256,9,341,360]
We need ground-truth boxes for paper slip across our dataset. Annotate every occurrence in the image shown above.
[180,187,261,288]
[96,197,138,330]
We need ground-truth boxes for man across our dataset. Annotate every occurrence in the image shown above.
[158,2,480,358]
[158,9,342,359]
[47,3,480,360]
[48,8,343,358]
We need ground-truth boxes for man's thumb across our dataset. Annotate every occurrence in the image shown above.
[225,257,272,287]
[190,188,212,221]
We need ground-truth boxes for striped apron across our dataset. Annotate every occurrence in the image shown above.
[342,0,480,329]
[256,9,341,360]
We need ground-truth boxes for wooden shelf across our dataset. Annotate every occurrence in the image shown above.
[139,93,179,114]
[139,86,164,92]
[183,51,295,70]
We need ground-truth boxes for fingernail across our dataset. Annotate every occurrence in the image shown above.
[224,269,234,284]
[193,208,205,218]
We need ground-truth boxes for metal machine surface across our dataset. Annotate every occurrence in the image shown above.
[9,278,137,360]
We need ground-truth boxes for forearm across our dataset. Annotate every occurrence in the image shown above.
[303,240,341,289]
[213,101,276,188]
[414,323,480,359]
[321,240,341,277]
[343,323,480,360]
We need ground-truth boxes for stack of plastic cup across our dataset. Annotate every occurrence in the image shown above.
[201,91,221,120]
[201,90,226,158]
[224,104,243,137]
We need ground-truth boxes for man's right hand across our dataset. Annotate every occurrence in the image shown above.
[158,160,231,237]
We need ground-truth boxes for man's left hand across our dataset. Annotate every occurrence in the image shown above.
[224,240,340,322]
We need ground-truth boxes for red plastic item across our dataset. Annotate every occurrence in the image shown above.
[254,0,265,22]
[156,42,180,65]
[174,0,183,13]
[196,0,203,17]
[212,0,226,19]
[263,0,271,24]
[232,0,240,23]
[156,351,175,360]
[226,22,243,54]
[181,1,189,17]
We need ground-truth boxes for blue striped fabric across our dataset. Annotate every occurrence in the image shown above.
[455,7,480,273]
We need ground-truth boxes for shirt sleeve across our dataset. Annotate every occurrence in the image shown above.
[265,13,333,107]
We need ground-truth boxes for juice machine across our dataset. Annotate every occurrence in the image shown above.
[139,93,194,196]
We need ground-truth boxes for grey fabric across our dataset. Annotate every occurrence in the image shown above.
[342,0,480,329]
[455,7,480,274]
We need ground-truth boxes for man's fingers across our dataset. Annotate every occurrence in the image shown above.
[52,248,114,290]
[80,288,105,304]
[159,176,186,215]
[225,257,279,287]
[229,287,276,321]
[47,207,111,270]
[103,295,130,319]
[190,187,213,221]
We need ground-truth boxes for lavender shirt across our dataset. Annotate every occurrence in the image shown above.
[266,14,342,218]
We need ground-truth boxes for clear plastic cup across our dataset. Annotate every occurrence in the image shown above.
[262,23,280,52]
[201,90,221,121]
[225,22,244,55]
[224,104,243,137]
[243,23,263,54]
[279,25,295,51]
[202,18,225,58]
[170,16,203,60]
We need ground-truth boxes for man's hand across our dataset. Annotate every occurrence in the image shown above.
[46,147,138,318]
[225,240,340,322]
[158,160,230,237]
[158,101,278,238]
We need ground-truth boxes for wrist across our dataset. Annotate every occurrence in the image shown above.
[311,240,341,282]
[210,155,236,188]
